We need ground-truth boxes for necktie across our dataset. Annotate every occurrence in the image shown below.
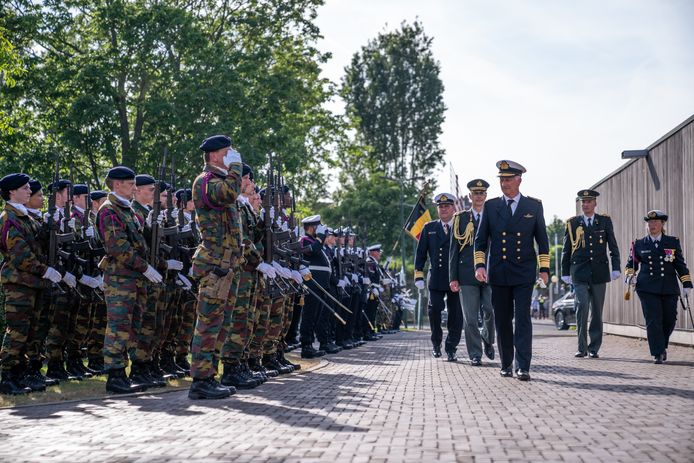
[444,223,449,235]
[654,239,659,248]
[507,199,514,216]
[587,218,592,227]
[474,214,480,227]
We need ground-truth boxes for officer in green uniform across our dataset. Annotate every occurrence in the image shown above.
[561,189,621,358]
[625,210,692,363]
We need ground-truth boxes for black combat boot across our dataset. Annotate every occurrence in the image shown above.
[63,356,85,380]
[263,354,293,375]
[106,368,146,394]
[247,358,268,383]
[0,369,32,395]
[129,362,156,389]
[160,354,185,379]
[320,342,342,354]
[145,361,167,387]
[18,365,46,392]
[277,351,301,371]
[67,353,93,378]
[188,376,234,400]
[220,363,257,389]
[239,361,262,386]
[46,359,71,381]
[29,359,59,386]
[175,354,191,376]
[152,353,174,381]
[301,344,326,359]
[86,356,105,376]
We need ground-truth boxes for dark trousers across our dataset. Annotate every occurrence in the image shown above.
[285,302,302,344]
[428,289,462,353]
[636,291,678,357]
[300,294,320,346]
[490,283,533,371]
[574,282,606,353]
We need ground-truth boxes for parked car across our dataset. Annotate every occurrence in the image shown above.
[552,291,576,330]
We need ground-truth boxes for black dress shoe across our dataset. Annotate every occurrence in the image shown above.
[654,354,664,364]
[432,346,442,358]
[188,377,234,400]
[588,351,599,359]
[320,343,343,354]
[516,370,531,381]
[483,341,495,360]
[500,368,513,377]
[663,350,667,362]
[470,357,482,366]
[574,351,587,358]
[301,345,326,359]
[446,352,457,362]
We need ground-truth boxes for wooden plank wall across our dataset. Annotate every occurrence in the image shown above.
[585,119,693,331]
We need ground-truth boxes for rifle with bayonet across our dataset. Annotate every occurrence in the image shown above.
[46,160,75,295]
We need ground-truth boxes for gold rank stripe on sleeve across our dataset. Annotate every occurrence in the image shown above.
[680,275,692,283]
[625,268,635,276]
[414,270,424,280]
[474,251,486,266]
[538,254,550,268]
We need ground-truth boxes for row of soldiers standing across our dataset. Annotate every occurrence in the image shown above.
[0,134,407,399]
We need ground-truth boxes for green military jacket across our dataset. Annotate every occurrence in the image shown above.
[238,199,263,270]
[0,203,49,288]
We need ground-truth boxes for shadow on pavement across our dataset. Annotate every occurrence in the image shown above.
[537,378,694,400]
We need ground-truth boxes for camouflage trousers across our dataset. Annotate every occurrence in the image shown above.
[45,289,80,361]
[103,274,146,371]
[85,299,107,361]
[191,271,237,379]
[221,269,257,364]
[248,280,272,359]
[26,290,51,363]
[263,295,289,356]
[1,283,40,370]
[175,293,197,357]
[65,292,93,358]
[155,281,179,358]
[279,294,299,349]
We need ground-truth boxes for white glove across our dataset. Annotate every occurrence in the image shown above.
[97,275,106,291]
[683,287,691,299]
[78,275,100,289]
[611,270,621,281]
[177,274,193,290]
[351,273,358,283]
[316,224,327,235]
[166,259,183,271]
[146,210,166,228]
[62,271,77,288]
[415,280,425,290]
[561,275,572,285]
[280,265,292,279]
[257,262,277,278]
[181,223,192,233]
[42,267,62,284]
[291,270,303,284]
[143,265,163,284]
[52,210,61,223]
[188,267,194,277]
[85,226,95,238]
[337,279,347,289]
[261,207,275,221]
[342,277,351,287]
[363,277,371,285]
[223,148,242,166]
[299,266,311,277]
[281,221,289,231]
[371,287,380,297]
[294,226,300,236]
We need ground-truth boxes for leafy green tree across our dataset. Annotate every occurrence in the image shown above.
[341,20,446,187]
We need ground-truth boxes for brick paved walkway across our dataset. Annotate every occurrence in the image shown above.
[1,321,693,462]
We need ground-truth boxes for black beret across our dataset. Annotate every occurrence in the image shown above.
[175,188,192,203]
[0,173,31,193]
[199,135,232,153]
[577,189,600,200]
[90,190,108,201]
[254,185,260,193]
[242,163,254,180]
[47,179,71,192]
[135,174,156,186]
[29,179,42,195]
[158,181,170,192]
[106,166,135,180]
[73,184,88,195]
[644,210,668,222]
[467,179,490,191]
[259,187,267,200]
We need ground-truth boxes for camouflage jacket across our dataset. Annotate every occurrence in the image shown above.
[0,203,49,288]
[239,199,263,269]
[96,193,149,278]
[191,163,243,278]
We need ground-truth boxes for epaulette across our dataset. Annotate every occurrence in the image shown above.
[453,210,464,217]
[567,215,578,223]
[599,213,610,218]
[526,196,542,203]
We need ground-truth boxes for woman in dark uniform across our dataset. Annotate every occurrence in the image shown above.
[625,210,692,363]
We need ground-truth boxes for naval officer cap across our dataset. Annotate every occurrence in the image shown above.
[135,174,156,186]
[367,244,382,252]
[302,214,321,227]
[434,192,456,205]
[90,190,108,201]
[47,179,72,192]
[467,179,490,192]
[496,160,526,177]
[199,135,232,153]
[29,179,43,195]
[644,210,668,222]
[577,189,600,200]
[73,184,89,195]
[106,166,136,180]
[0,173,31,194]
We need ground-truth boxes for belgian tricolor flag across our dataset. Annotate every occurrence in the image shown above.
[404,195,432,240]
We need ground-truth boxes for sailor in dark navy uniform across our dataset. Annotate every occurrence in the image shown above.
[561,189,621,358]
[474,160,550,381]
[449,179,495,365]
[414,193,463,361]
[625,210,692,364]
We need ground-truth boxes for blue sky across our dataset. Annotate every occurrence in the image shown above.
[315,0,694,221]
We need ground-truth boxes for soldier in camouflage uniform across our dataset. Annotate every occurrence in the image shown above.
[188,135,244,400]
[0,174,61,395]
[97,166,165,394]
[85,190,109,373]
